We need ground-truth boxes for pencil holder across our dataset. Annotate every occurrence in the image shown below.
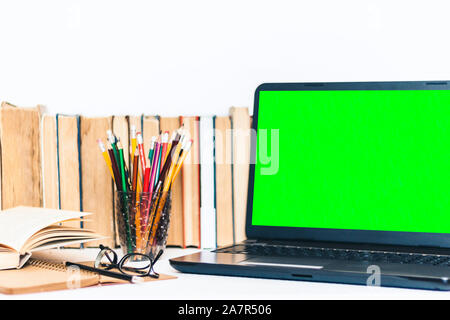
[115,190,172,260]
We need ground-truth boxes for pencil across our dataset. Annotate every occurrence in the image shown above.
[107,130,120,165]
[149,140,161,196]
[153,140,162,189]
[164,131,177,164]
[108,144,122,191]
[158,132,181,188]
[160,131,169,173]
[143,165,151,193]
[131,148,141,252]
[117,141,128,192]
[97,139,115,182]
[65,262,143,283]
[162,139,184,192]
[136,132,146,181]
[132,148,139,193]
[130,125,137,163]
[118,140,133,253]
[170,139,193,188]
[148,136,157,168]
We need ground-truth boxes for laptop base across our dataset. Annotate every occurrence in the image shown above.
[169,242,450,291]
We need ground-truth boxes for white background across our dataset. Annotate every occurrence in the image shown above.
[1,0,450,117]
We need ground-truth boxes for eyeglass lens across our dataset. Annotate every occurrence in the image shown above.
[119,254,152,276]
[95,246,118,269]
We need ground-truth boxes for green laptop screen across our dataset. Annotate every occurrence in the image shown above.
[252,90,450,233]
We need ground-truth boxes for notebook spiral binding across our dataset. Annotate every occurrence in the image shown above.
[28,259,95,276]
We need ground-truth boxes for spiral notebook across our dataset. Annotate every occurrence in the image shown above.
[0,259,176,295]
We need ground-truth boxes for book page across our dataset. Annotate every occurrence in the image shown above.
[0,206,91,253]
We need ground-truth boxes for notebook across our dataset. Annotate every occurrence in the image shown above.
[0,258,176,295]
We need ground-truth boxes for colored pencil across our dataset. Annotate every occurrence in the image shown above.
[97,139,115,182]
[117,141,128,192]
[171,139,193,187]
[148,136,157,168]
[149,140,161,195]
[157,132,181,187]
[130,125,137,163]
[143,165,151,193]
[136,132,146,181]
[165,131,177,164]
[160,131,169,173]
[108,144,122,191]
[132,148,139,193]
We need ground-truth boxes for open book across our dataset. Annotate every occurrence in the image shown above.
[0,207,103,270]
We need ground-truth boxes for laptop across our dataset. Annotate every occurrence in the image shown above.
[170,81,450,290]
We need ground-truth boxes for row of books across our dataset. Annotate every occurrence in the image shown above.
[0,102,251,249]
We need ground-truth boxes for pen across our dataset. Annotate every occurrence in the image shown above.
[65,261,143,283]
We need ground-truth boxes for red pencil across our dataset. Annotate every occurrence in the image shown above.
[143,166,151,193]
[136,132,146,184]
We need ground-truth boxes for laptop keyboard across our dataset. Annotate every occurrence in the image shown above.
[213,244,450,266]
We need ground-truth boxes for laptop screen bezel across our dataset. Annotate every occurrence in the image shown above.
[245,81,450,248]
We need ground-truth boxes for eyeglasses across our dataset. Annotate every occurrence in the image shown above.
[94,244,163,279]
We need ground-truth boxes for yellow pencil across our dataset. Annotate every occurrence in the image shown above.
[130,125,137,164]
[170,139,193,188]
[164,131,177,165]
[97,139,115,182]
